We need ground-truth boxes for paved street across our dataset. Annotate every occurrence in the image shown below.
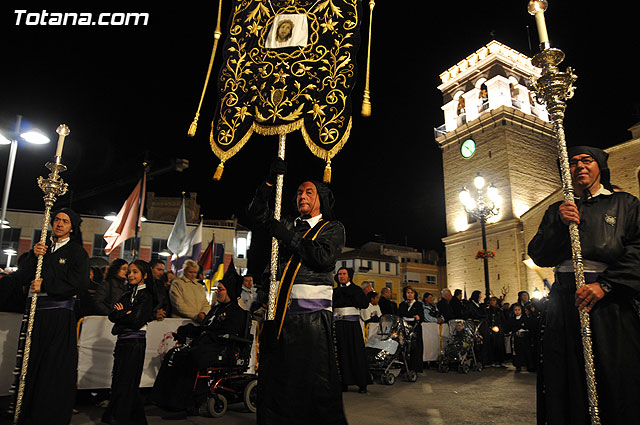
[1,365,536,425]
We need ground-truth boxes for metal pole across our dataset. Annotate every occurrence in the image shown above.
[529,33,601,425]
[267,134,286,321]
[0,116,22,264]
[480,217,491,299]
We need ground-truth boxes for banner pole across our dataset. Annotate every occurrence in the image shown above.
[267,134,286,321]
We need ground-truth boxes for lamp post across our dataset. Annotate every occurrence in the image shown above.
[459,173,500,299]
[0,116,51,266]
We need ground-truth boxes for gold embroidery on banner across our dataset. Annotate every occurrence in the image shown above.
[210,0,359,171]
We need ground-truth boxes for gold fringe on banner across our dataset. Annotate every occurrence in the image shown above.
[187,0,224,138]
[210,117,352,182]
[361,0,375,117]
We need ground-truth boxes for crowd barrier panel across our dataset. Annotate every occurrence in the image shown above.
[0,313,258,394]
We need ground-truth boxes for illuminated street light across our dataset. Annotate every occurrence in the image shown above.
[460,173,500,299]
[0,116,51,265]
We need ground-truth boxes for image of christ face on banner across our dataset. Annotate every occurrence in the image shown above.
[266,14,308,49]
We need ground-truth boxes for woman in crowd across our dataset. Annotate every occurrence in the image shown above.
[422,292,443,324]
[94,258,129,315]
[398,286,424,373]
[102,260,153,425]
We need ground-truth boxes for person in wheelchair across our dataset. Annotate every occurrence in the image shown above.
[151,282,245,416]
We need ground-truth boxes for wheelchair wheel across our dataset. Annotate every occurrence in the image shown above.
[207,394,228,418]
[406,370,418,382]
[244,379,258,413]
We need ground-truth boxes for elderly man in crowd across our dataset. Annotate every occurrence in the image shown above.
[170,259,211,323]
[378,286,397,315]
[528,145,640,424]
[437,288,454,322]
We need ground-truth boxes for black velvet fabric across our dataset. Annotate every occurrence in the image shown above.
[537,272,640,425]
[257,310,347,425]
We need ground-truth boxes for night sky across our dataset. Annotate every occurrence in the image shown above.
[1,2,638,253]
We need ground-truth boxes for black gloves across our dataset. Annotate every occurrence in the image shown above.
[268,218,294,245]
[267,158,287,185]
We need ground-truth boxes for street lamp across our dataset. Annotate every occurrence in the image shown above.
[0,116,51,264]
[459,173,501,299]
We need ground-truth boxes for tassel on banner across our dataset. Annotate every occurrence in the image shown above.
[213,162,225,181]
[323,160,332,183]
[361,0,375,117]
[187,113,199,138]
[187,0,224,138]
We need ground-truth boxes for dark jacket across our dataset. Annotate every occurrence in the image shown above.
[528,192,640,296]
[248,182,345,287]
[333,283,369,310]
[378,296,398,315]
[109,285,153,336]
[175,300,245,346]
[398,300,425,322]
[437,298,453,322]
[94,276,128,316]
[2,240,89,302]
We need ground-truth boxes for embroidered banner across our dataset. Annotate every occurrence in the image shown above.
[210,0,362,181]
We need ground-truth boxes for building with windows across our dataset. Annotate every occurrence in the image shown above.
[337,242,445,303]
[0,194,251,273]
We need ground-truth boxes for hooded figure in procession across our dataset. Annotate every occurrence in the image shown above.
[333,267,369,394]
[5,208,89,425]
[528,146,640,424]
[248,158,348,425]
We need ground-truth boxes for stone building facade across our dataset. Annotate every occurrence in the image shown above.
[436,40,640,302]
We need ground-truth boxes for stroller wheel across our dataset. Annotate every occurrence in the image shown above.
[437,360,449,373]
[474,363,483,372]
[406,370,418,382]
[458,363,470,374]
[381,372,395,385]
[243,379,258,413]
[367,372,375,385]
[207,394,228,418]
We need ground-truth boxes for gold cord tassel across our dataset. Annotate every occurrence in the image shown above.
[187,0,224,138]
[323,160,332,183]
[361,0,375,117]
[213,162,225,181]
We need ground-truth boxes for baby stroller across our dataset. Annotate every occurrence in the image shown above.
[193,310,258,417]
[438,319,483,374]
[365,314,419,385]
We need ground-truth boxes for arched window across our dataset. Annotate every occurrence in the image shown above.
[478,83,489,112]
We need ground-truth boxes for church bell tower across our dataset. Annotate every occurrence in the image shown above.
[434,40,559,301]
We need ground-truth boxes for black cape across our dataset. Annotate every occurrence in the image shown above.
[529,191,640,425]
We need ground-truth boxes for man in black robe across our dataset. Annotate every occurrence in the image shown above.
[249,159,347,425]
[6,208,89,425]
[528,146,640,425]
[378,287,397,315]
[151,281,245,416]
[333,267,369,393]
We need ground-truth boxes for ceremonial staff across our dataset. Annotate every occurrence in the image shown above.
[12,124,70,424]
[527,2,600,423]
